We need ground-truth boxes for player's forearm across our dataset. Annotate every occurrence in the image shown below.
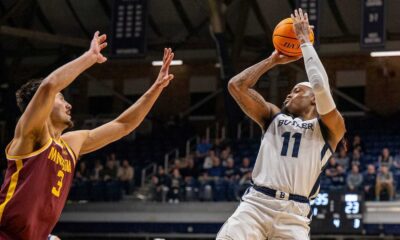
[43,52,97,93]
[115,83,164,133]
[300,43,335,115]
[229,57,276,89]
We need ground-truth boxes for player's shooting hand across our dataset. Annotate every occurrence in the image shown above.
[155,48,175,88]
[89,31,108,64]
[270,50,302,65]
[291,8,312,44]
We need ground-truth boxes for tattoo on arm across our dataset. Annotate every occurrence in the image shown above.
[234,60,271,88]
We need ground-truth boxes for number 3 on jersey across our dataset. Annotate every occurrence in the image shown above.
[52,170,64,197]
[281,132,302,158]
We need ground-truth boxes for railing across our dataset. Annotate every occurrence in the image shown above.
[236,117,255,139]
[205,122,226,142]
[139,147,179,187]
[141,163,157,187]
[164,148,180,171]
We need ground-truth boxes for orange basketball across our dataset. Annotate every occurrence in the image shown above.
[272,18,314,57]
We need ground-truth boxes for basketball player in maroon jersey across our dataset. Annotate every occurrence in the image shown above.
[0,31,175,239]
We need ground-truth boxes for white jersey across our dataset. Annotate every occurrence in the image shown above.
[252,113,333,199]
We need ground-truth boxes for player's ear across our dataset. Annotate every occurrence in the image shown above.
[310,93,316,105]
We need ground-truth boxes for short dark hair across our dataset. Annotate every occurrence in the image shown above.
[15,78,43,112]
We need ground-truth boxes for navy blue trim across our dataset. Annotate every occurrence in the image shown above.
[307,208,313,220]
[240,187,251,202]
[308,175,321,199]
[317,118,334,154]
[253,185,309,203]
[320,144,329,161]
[262,112,283,135]
[309,156,330,199]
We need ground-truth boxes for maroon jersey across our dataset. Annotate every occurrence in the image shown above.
[0,138,76,240]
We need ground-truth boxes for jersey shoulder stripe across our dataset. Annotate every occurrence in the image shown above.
[0,159,23,222]
[5,138,52,161]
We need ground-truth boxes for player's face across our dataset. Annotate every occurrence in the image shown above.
[50,93,73,129]
[283,84,315,116]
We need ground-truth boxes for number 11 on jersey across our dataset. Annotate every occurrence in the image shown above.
[281,132,302,158]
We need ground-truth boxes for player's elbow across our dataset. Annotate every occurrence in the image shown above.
[228,78,241,96]
[119,121,138,137]
[40,76,59,94]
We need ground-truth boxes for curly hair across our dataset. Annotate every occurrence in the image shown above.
[15,78,43,112]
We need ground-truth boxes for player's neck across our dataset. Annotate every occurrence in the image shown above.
[46,121,66,140]
[298,108,317,120]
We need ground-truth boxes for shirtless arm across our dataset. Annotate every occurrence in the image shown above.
[228,51,301,131]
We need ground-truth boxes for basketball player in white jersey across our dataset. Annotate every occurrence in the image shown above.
[216,9,345,240]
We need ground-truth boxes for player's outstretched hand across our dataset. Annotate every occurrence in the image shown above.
[270,50,302,65]
[155,48,175,88]
[291,8,312,44]
[89,31,108,64]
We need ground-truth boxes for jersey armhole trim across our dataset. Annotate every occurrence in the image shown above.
[262,112,282,135]
[317,118,334,154]
[60,138,77,166]
[5,138,53,160]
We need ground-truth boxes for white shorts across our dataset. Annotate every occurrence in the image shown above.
[216,188,311,240]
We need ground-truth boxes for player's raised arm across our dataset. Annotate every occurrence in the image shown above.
[228,51,301,131]
[15,31,107,138]
[62,48,175,155]
[292,8,346,149]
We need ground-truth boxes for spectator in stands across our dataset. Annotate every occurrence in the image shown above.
[346,165,363,191]
[330,165,346,190]
[118,159,134,195]
[350,148,362,170]
[224,158,240,181]
[239,171,252,197]
[335,147,349,170]
[378,148,393,168]
[351,134,364,153]
[155,166,171,202]
[150,175,161,202]
[198,171,213,201]
[172,158,182,170]
[208,157,224,179]
[109,152,118,162]
[157,165,171,187]
[376,165,395,201]
[196,137,212,159]
[100,157,118,181]
[180,156,199,180]
[325,157,338,178]
[169,168,183,203]
[180,156,199,201]
[224,158,240,201]
[220,146,234,167]
[239,157,252,177]
[90,160,104,181]
[203,150,218,171]
[76,161,90,181]
[363,164,377,201]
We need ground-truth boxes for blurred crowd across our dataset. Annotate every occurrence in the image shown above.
[322,135,400,201]
[149,138,253,203]
[150,134,400,203]
[68,153,135,201]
